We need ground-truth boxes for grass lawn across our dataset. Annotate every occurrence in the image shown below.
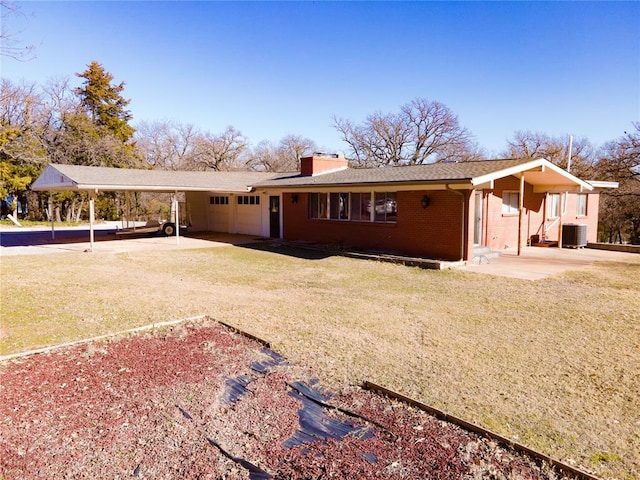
[1,244,639,479]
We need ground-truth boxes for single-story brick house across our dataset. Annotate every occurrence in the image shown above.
[32,155,615,261]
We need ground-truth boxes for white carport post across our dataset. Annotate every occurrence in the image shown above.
[88,190,96,251]
[173,192,180,245]
[49,193,55,240]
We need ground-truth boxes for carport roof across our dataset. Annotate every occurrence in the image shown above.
[31,163,281,193]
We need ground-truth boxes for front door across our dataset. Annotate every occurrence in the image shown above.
[269,196,280,238]
[473,191,483,245]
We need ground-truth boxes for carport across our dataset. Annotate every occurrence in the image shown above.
[31,164,279,251]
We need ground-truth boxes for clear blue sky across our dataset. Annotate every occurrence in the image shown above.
[2,1,638,156]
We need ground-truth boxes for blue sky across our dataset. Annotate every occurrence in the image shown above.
[2,1,639,156]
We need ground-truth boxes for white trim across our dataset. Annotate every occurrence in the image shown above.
[587,180,619,189]
[471,158,593,191]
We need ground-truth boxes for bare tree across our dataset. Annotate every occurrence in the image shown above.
[596,122,640,183]
[278,134,317,171]
[503,131,596,178]
[247,135,318,172]
[0,1,35,60]
[136,120,199,170]
[334,98,475,167]
[594,122,640,244]
[191,126,248,171]
[247,140,279,172]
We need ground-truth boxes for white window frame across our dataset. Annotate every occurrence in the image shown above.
[548,193,560,218]
[576,193,587,217]
[502,191,519,214]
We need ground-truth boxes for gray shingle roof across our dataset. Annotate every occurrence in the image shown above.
[252,158,536,188]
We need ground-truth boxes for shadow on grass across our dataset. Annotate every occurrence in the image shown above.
[238,241,337,261]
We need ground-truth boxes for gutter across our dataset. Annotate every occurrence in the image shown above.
[447,184,466,261]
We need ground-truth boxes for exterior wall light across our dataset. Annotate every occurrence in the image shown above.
[421,195,431,208]
[291,194,298,204]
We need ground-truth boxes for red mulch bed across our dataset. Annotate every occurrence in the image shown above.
[1,319,575,479]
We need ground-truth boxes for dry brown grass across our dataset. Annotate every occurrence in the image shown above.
[1,244,639,479]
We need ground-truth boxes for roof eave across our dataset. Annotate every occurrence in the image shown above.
[32,183,255,193]
[255,179,474,191]
[470,158,593,191]
[587,180,619,189]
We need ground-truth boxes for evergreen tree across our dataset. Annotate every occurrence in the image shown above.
[75,61,134,142]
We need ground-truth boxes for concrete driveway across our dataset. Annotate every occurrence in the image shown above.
[0,224,263,256]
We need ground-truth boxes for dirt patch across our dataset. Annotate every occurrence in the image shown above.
[1,319,581,479]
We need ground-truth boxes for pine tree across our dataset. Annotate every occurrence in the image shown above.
[75,61,134,142]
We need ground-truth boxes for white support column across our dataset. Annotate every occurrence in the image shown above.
[517,174,525,256]
[49,194,55,240]
[174,195,180,245]
[89,193,95,251]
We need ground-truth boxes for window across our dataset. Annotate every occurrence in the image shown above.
[502,191,519,214]
[576,194,587,216]
[548,193,560,218]
[350,192,372,221]
[374,192,397,222]
[237,195,260,205]
[209,196,229,205]
[309,191,396,223]
[329,192,350,220]
[309,193,328,219]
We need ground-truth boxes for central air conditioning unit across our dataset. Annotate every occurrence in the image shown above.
[562,224,587,248]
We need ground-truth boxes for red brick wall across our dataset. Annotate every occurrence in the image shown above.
[482,178,545,250]
[280,180,601,259]
[282,190,468,261]
[481,177,601,249]
[558,192,599,243]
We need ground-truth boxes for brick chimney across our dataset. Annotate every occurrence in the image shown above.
[300,153,348,176]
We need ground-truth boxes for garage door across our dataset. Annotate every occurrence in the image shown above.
[236,195,262,235]
[208,196,231,232]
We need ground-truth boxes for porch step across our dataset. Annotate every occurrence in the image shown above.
[532,241,558,248]
[473,247,502,264]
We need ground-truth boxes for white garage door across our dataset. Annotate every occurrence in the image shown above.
[236,195,262,235]
[208,196,231,232]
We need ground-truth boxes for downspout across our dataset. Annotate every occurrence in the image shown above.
[446,185,466,261]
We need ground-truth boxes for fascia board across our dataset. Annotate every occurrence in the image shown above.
[471,158,593,191]
[532,185,590,193]
[470,181,494,190]
[587,180,619,189]
[539,161,594,191]
[32,183,254,193]
[470,158,546,187]
[261,181,472,193]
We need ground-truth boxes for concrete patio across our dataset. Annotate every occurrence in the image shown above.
[461,245,639,280]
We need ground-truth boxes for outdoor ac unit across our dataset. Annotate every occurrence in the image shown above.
[562,224,587,248]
